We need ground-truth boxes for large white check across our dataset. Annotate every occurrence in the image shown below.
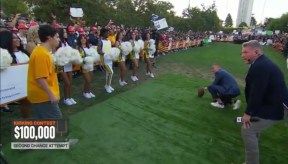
[0,64,28,105]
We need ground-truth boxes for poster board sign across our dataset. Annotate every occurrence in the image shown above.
[275,30,280,35]
[0,64,28,105]
[70,8,84,18]
[153,18,168,30]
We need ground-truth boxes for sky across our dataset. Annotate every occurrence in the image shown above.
[162,0,288,26]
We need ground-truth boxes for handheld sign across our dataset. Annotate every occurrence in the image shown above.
[153,18,168,30]
[70,7,84,18]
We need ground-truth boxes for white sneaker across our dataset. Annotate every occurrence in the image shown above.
[146,72,151,76]
[131,76,137,82]
[109,86,114,91]
[134,76,139,81]
[105,85,112,93]
[211,102,224,109]
[83,92,92,99]
[150,73,155,78]
[119,79,124,86]
[89,92,95,98]
[233,100,241,110]
[64,99,73,106]
[69,98,77,104]
[119,79,127,86]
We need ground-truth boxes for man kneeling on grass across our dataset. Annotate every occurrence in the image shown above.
[206,64,241,109]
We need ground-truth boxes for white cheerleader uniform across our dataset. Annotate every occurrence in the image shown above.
[102,40,113,74]
[14,51,29,64]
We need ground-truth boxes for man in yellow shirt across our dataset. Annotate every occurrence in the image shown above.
[27,24,61,119]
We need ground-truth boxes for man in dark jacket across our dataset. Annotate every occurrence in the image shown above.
[241,40,288,164]
[66,25,77,49]
[88,26,98,46]
[207,64,241,109]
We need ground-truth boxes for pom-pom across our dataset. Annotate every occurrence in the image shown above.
[108,47,121,61]
[120,41,133,56]
[0,48,13,70]
[137,39,144,50]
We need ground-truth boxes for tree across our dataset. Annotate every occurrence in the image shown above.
[264,17,274,27]
[0,0,29,16]
[224,13,233,27]
[181,2,221,31]
[24,0,79,23]
[203,2,221,31]
[267,13,288,32]
[250,16,257,27]
[8,0,221,32]
[239,22,248,27]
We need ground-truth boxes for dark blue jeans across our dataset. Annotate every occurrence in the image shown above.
[208,85,239,105]
[31,101,62,119]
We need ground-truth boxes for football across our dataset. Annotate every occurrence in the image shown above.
[197,88,205,97]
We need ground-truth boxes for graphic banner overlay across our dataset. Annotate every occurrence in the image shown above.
[11,119,69,149]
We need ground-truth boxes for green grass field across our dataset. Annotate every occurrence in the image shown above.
[1,43,288,164]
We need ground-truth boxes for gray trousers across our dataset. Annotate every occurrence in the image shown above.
[241,118,277,164]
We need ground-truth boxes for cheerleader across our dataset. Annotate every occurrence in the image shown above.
[115,31,128,86]
[129,31,141,81]
[97,28,114,93]
[143,32,154,78]
[57,28,77,105]
[77,30,96,98]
